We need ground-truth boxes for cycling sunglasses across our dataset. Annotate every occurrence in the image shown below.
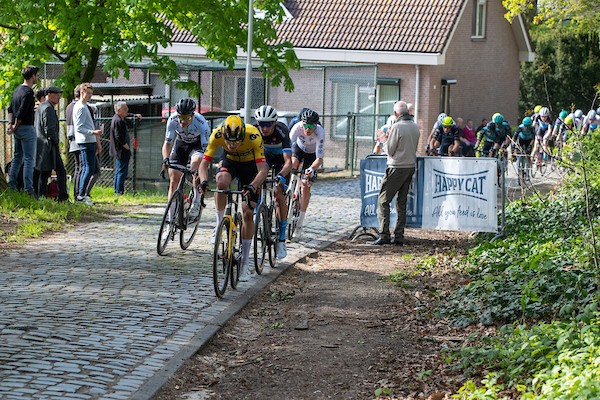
[178,114,193,122]
[303,123,316,129]
[258,121,273,128]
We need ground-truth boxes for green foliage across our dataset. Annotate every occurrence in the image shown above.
[451,317,600,399]
[519,28,600,116]
[0,0,300,104]
[374,386,393,397]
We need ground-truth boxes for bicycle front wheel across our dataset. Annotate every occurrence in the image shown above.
[267,204,278,268]
[180,193,203,250]
[157,191,180,255]
[213,218,231,298]
[287,191,301,241]
[254,204,269,275]
[230,212,243,289]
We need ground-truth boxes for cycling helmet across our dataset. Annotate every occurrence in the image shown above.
[587,110,597,120]
[437,113,447,122]
[534,105,542,113]
[559,110,568,120]
[596,107,600,115]
[574,109,583,119]
[442,116,454,127]
[300,108,319,124]
[565,115,573,125]
[522,116,533,127]
[493,113,504,124]
[254,105,278,122]
[539,107,550,117]
[222,115,245,141]
[175,98,196,115]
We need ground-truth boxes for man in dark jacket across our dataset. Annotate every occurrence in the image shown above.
[109,101,140,194]
[35,86,68,201]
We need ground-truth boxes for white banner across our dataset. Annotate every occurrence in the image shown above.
[421,158,498,232]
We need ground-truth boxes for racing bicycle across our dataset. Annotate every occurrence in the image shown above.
[211,185,247,298]
[157,164,204,255]
[253,169,280,274]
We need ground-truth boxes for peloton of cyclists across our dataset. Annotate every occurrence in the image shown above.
[161,98,211,221]
[288,108,325,238]
[253,105,292,259]
[198,115,268,282]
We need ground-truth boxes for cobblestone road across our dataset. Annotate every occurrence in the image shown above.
[0,178,362,400]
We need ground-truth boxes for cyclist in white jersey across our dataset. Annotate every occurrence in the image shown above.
[161,98,210,220]
[288,108,325,237]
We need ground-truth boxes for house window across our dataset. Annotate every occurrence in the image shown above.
[472,0,486,39]
[222,76,265,111]
[440,79,456,116]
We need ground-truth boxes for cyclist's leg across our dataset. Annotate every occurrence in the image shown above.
[297,152,317,230]
[215,160,234,227]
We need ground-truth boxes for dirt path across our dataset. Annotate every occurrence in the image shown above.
[152,228,481,400]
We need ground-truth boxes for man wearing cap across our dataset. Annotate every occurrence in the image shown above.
[35,86,68,201]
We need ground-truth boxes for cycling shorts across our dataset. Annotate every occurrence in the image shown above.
[218,158,260,203]
[169,138,203,167]
[291,144,317,175]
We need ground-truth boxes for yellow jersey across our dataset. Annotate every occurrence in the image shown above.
[203,124,266,163]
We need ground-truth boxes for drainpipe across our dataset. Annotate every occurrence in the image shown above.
[414,65,420,123]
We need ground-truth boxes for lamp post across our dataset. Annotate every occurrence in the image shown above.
[243,0,254,123]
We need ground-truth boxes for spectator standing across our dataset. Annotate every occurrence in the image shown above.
[35,89,47,105]
[66,85,81,200]
[34,86,69,201]
[74,82,102,205]
[109,101,141,194]
[7,65,39,195]
[371,101,421,245]
[461,119,477,156]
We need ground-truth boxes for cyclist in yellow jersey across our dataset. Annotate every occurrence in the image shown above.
[199,115,268,282]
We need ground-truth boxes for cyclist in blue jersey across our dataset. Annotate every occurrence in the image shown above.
[254,105,292,259]
[582,110,599,135]
[475,113,511,157]
[511,116,535,166]
[161,98,211,221]
[532,107,552,166]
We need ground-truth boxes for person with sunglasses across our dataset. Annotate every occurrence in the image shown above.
[199,115,268,281]
[288,108,325,238]
[254,105,293,259]
[161,98,210,221]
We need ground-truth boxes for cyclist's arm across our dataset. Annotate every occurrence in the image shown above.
[251,161,269,190]
[279,152,292,177]
[198,158,211,184]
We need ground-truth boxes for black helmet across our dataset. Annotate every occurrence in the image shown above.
[175,98,196,115]
[300,108,319,124]
[222,116,246,141]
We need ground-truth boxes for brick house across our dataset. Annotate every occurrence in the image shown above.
[160,0,534,159]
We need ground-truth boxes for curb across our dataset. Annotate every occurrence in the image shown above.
[131,230,349,400]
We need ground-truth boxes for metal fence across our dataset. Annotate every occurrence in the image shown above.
[1,111,389,193]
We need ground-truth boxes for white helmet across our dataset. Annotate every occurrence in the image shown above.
[574,109,584,119]
[437,113,447,122]
[587,110,597,120]
[539,107,550,117]
[254,105,278,122]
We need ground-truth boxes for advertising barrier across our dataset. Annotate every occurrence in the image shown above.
[359,155,499,234]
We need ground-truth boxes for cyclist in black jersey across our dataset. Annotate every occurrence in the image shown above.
[254,105,292,259]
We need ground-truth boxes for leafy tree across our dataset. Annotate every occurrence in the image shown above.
[519,28,600,115]
[0,0,300,104]
[503,0,600,34]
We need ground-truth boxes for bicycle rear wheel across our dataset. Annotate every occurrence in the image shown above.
[212,218,231,298]
[157,191,180,255]
[253,204,269,275]
[180,192,203,250]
